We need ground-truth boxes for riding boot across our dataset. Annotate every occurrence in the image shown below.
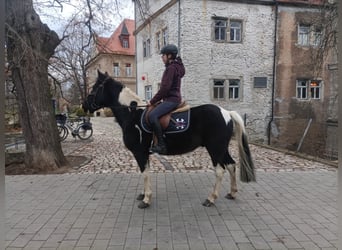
[150,120,167,154]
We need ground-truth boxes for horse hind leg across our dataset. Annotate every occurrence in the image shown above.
[203,144,226,207]
[226,164,238,199]
[223,151,237,199]
[203,165,225,207]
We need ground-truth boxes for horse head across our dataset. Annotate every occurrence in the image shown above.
[83,70,140,113]
[83,70,145,114]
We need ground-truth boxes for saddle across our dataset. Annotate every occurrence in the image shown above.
[141,101,191,134]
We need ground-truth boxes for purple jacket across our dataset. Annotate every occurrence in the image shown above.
[150,57,185,105]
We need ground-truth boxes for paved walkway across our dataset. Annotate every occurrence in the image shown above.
[5,117,338,250]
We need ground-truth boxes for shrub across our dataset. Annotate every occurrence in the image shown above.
[72,106,87,117]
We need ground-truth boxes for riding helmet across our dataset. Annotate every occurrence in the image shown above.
[160,44,178,55]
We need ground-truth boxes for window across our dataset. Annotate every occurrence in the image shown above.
[113,63,120,77]
[122,39,129,48]
[228,79,240,99]
[310,80,321,99]
[162,28,168,46]
[213,79,225,100]
[125,63,132,77]
[143,39,151,57]
[143,41,147,57]
[312,28,322,47]
[156,28,168,51]
[298,24,322,47]
[147,39,151,56]
[213,17,242,43]
[298,25,310,46]
[145,85,152,100]
[296,80,307,99]
[156,32,161,51]
[214,19,227,41]
[296,79,322,100]
[212,78,242,100]
[230,20,242,42]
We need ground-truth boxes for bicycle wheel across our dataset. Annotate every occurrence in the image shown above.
[57,124,68,141]
[77,124,93,140]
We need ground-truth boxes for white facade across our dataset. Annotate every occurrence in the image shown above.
[134,0,275,142]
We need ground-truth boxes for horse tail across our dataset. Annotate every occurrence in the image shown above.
[229,111,256,183]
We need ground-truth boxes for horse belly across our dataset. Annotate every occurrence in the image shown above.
[165,134,201,155]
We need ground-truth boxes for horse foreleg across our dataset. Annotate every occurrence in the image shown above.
[203,165,225,207]
[225,164,237,199]
[138,165,152,209]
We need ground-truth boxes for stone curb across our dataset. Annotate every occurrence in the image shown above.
[70,155,93,170]
[251,142,338,168]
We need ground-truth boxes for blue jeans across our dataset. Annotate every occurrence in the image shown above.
[149,101,179,124]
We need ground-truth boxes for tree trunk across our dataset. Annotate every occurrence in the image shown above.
[6,0,68,171]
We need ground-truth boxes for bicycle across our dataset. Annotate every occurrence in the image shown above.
[56,114,93,141]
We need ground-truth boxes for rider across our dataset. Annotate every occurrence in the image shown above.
[147,44,185,154]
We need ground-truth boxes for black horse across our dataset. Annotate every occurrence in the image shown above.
[83,71,255,209]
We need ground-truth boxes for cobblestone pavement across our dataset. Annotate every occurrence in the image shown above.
[5,117,338,250]
[65,117,337,174]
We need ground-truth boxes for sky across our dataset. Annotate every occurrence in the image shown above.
[36,0,134,37]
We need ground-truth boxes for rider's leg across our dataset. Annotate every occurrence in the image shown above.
[149,101,179,154]
[150,118,167,154]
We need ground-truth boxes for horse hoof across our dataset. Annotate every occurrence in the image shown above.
[225,193,236,200]
[138,201,150,209]
[136,194,145,201]
[202,199,214,207]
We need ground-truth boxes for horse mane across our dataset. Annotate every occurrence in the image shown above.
[117,84,146,108]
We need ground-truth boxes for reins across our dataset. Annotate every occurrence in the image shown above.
[110,104,148,110]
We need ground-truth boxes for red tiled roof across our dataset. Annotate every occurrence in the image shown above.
[96,19,135,55]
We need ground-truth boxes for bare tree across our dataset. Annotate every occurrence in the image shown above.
[310,1,338,123]
[311,1,337,75]
[5,0,131,171]
[50,19,94,106]
[46,0,129,107]
[5,0,68,170]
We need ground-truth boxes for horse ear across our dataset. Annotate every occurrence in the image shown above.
[97,70,107,81]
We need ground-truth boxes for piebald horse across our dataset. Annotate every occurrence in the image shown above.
[83,71,255,209]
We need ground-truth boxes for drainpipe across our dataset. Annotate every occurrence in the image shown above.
[178,0,181,56]
[134,0,139,96]
[267,0,278,145]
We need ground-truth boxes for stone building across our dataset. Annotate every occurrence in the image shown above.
[86,19,136,116]
[133,0,337,158]
[273,1,337,158]
[134,0,275,143]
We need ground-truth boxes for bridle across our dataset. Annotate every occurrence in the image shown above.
[85,76,110,110]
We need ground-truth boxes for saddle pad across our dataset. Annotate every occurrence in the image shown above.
[141,109,190,134]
